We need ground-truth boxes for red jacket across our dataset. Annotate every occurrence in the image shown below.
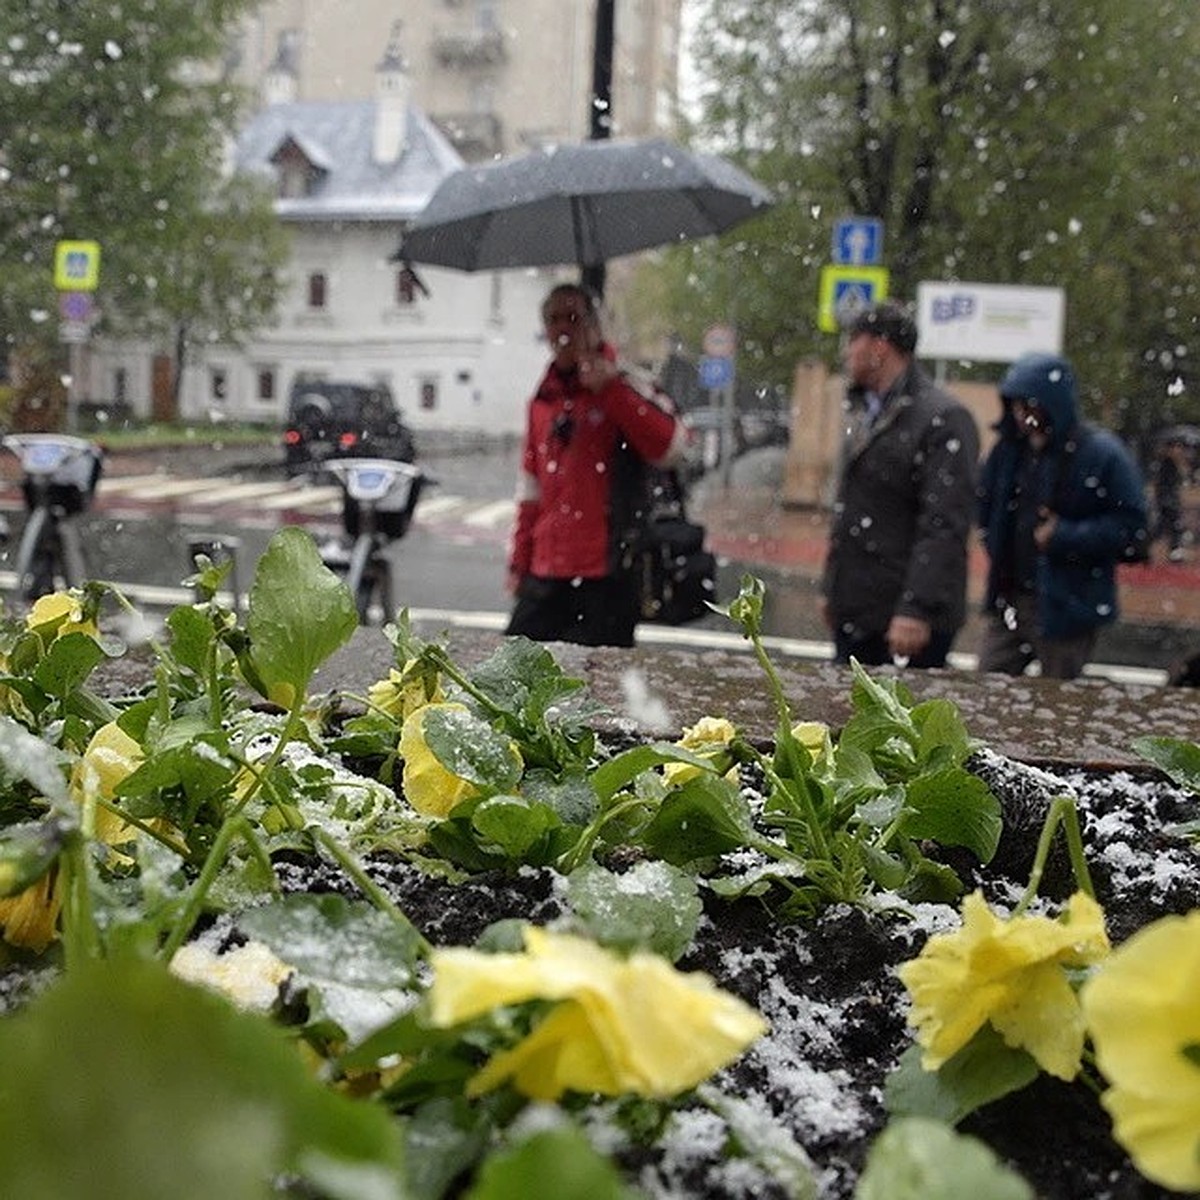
[509,349,684,580]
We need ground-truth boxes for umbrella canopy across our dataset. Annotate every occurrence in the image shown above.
[394,137,773,272]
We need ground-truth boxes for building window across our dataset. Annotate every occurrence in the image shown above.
[308,272,327,309]
[396,265,429,306]
[257,369,276,402]
[210,368,228,402]
[113,368,127,404]
[419,378,438,411]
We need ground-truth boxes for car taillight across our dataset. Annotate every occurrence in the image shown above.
[283,430,302,445]
[339,432,359,448]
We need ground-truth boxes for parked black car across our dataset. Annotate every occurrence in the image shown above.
[283,381,416,475]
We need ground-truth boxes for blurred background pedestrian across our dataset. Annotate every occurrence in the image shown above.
[505,283,689,647]
[820,301,980,668]
[1149,435,1191,562]
[977,352,1147,680]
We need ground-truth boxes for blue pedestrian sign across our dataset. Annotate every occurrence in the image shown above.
[832,217,884,266]
[698,355,735,390]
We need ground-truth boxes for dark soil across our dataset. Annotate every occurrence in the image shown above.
[270,748,1199,1199]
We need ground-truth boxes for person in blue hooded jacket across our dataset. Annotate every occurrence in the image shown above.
[977,352,1148,680]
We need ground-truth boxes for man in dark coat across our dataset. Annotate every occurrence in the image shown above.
[820,302,980,668]
[977,352,1147,680]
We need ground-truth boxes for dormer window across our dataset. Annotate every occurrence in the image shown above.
[269,134,331,199]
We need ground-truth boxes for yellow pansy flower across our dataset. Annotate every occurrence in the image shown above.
[663,715,738,787]
[428,926,767,1101]
[25,591,99,641]
[1081,911,1200,1192]
[368,662,443,722]
[899,890,1109,1080]
[398,702,479,818]
[0,722,144,952]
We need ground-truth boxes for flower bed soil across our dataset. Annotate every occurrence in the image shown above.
[265,747,1199,1200]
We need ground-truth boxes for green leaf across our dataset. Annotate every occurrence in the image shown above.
[590,742,714,803]
[860,842,908,891]
[900,769,1002,862]
[884,1030,1040,1125]
[0,958,405,1200]
[116,739,236,820]
[911,699,973,769]
[245,528,358,709]
[567,861,702,961]
[1133,735,1200,794]
[855,1117,1034,1200]
[639,774,756,866]
[167,604,218,675]
[0,715,69,802]
[31,631,106,699]
[467,638,580,715]
[471,794,559,860]
[897,854,966,905]
[237,893,423,990]
[465,1126,640,1200]
[403,1097,492,1200]
[423,706,522,793]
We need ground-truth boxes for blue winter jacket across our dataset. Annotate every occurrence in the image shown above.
[978,386,1147,641]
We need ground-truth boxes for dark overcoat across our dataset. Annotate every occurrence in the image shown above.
[822,364,981,641]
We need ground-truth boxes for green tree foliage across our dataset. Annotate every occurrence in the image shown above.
[644,0,1199,439]
[0,0,286,394]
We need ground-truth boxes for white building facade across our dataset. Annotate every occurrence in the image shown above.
[89,36,555,435]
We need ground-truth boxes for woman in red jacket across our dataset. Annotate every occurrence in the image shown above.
[506,283,689,646]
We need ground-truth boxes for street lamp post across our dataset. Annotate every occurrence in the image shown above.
[583,0,614,298]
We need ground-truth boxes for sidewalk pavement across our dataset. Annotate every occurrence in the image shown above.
[691,450,1200,657]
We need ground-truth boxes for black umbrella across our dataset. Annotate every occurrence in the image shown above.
[394,137,773,272]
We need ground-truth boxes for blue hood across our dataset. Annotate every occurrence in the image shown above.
[998,353,1078,444]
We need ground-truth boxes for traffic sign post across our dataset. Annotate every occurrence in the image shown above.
[818,265,890,333]
[54,240,102,432]
[832,217,883,266]
[698,324,738,486]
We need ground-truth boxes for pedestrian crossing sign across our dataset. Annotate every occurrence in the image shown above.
[818,265,890,333]
[54,240,101,292]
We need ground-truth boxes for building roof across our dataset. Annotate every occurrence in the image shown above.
[234,99,465,222]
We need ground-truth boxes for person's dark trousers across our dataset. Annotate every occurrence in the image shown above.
[506,573,639,647]
[833,627,955,669]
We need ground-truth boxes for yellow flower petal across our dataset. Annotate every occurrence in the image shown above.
[398,702,477,818]
[0,871,61,952]
[25,591,99,640]
[429,927,767,1101]
[900,891,1108,1076]
[790,721,832,765]
[368,664,443,722]
[1082,911,1200,1191]
[664,715,738,787]
[71,722,144,848]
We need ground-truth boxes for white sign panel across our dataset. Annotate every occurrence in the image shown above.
[916,282,1065,362]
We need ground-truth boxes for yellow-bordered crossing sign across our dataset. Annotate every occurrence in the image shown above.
[818,265,889,333]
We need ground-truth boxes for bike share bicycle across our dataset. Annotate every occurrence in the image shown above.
[315,457,431,622]
[2,434,104,601]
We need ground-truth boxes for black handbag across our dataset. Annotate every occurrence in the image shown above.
[633,515,718,624]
